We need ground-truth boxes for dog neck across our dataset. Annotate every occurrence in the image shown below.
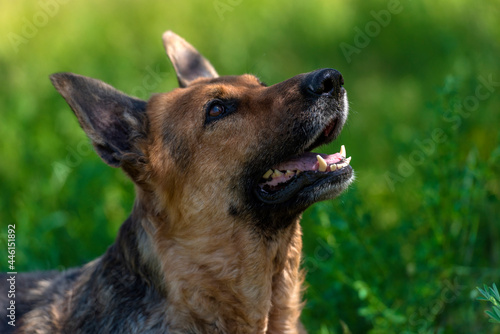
[107,193,305,333]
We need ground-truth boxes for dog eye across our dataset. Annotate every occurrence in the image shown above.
[209,103,225,117]
[204,99,238,126]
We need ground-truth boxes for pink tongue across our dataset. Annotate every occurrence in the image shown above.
[274,152,344,171]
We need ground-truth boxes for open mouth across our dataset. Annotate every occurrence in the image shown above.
[254,118,353,205]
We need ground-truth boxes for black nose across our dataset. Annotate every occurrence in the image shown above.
[303,68,344,97]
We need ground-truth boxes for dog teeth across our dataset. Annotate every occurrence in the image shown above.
[316,155,328,172]
[262,169,301,181]
[340,145,346,158]
[316,155,352,173]
[263,169,273,179]
[335,156,352,169]
[272,169,283,178]
[264,155,351,180]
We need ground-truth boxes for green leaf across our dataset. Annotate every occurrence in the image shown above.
[486,310,496,320]
[493,306,500,319]
[477,286,490,300]
[486,309,500,323]
[491,283,500,301]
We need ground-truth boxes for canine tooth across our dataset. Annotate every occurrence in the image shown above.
[272,169,283,177]
[340,145,346,158]
[345,156,352,164]
[263,169,273,179]
[317,155,327,172]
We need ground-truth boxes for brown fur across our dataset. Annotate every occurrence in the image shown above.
[0,31,353,333]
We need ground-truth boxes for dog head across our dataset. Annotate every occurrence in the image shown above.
[50,31,354,233]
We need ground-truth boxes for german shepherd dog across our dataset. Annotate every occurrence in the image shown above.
[1,31,353,333]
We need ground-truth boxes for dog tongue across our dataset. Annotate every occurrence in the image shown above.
[274,152,344,172]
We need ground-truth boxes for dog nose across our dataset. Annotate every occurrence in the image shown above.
[304,68,344,97]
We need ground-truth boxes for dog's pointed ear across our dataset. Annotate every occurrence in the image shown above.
[50,73,148,170]
[162,30,219,88]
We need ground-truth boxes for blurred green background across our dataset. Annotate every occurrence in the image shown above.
[1,0,499,333]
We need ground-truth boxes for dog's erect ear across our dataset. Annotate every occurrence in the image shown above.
[162,30,219,88]
[50,73,148,169]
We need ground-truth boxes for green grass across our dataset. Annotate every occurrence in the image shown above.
[1,0,499,332]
